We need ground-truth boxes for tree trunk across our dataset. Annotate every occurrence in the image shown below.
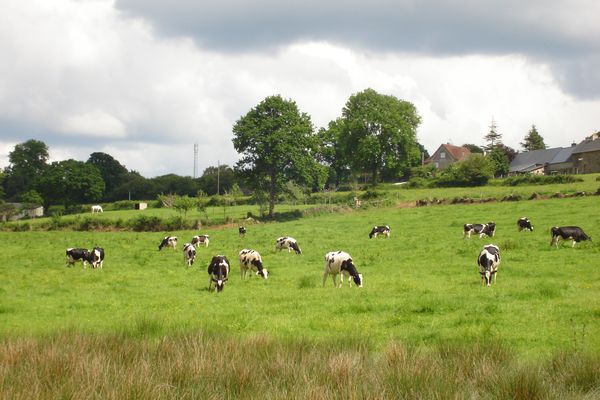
[268,172,277,219]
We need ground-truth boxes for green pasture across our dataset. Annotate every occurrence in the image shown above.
[1,196,599,358]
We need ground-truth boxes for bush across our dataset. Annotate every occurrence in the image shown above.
[129,215,163,232]
[502,174,582,186]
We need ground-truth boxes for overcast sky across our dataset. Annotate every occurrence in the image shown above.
[1,0,599,177]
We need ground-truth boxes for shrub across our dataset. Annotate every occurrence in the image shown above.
[502,174,582,186]
[129,215,163,232]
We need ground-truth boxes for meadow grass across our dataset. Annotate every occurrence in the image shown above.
[1,195,599,397]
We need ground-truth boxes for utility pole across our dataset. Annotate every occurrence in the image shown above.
[193,143,198,178]
[217,160,220,195]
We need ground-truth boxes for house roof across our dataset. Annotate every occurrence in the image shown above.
[571,138,600,154]
[509,147,565,173]
[441,143,471,161]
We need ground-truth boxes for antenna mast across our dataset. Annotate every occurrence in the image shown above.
[193,143,198,178]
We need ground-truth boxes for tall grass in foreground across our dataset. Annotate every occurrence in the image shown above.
[1,332,599,399]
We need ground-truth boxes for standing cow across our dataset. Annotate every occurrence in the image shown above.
[477,244,501,286]
[464,222,496,238]
[369,225,391,239]
[239,227,247,237]
[323,251,363,288]
[191,234,210,248]
[239,249,268,279]
[517,217,534,232]
[91,205,103,213]
[208,255,230,292]
[550,226,591,248]
[66,248,89,267]
[276,237,302,254]
[87,247,104,269]
[158,236,177,251]
[183,243,196,267]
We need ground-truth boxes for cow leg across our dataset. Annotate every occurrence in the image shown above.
[208,277,213,291]
[572,239,576,248]
[322,271,329,287]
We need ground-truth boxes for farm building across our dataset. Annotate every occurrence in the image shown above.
[425,143,472,169]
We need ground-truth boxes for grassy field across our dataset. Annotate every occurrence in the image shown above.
[1,195,599,398]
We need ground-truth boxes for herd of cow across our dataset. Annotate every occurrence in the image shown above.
[65,218,591,291]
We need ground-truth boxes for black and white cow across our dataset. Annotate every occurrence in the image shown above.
[239,249,268,279]
[517,217,534,232]
[464,222,496,238]
[183,243,196,267]
[191,234,210,248]
[550,226,592,248]
[208,255,230,292]
[66,248,89,267]
[369,225,391,239]
[87,247,104,269]
[477,244,501,287]
[323,251,363,288]
[276,237,302,254]
[158,236,177,251]
[239,226,247,237]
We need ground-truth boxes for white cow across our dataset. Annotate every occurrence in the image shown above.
[183,243,196,267]
[91,205,103,213]
[158,236,177,251]
[323,251,363,288]
[191,234,210,248]
[239,249,268,279]
[276,237,302,254]
[477,244,501,286]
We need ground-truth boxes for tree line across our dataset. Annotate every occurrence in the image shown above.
[1,88,548,218]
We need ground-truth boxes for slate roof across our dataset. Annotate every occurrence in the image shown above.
[571,138,600,154]
[509,147,565,173]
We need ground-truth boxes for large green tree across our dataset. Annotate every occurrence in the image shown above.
[86,152,128,199]
[36,160,105,207]
[198,164,237,195]
[338,88,422,183]
[3,139,49,199]
[316,119,352,186]
[487,146,510,177]
[520,124,547,151]
[232,95,325,218]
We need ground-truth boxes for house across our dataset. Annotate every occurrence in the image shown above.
[425,143,472,169]
[509,132,600,175]
[509,147,575,175]
[0,203,44,222]
[571,132,600,174]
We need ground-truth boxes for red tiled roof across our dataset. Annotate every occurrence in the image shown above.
[441,143,471,161]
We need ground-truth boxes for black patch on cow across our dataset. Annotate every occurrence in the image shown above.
[290,241,301,254]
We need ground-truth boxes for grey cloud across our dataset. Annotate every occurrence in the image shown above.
[115,0,600,98]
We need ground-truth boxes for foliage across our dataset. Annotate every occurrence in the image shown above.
[436,154,493,186]
[151,174,202,197]
[172,195,197,218]
[0,202,18,221]
[232,95,325,218]
[520,124,547,151]
[483,118,502,151]
[462,143,484,154]
[502,174,582,186]
[316,119,352,186]
[487,146,510,177]
[20,190,43,207]
[197,164,237,195]
[36,159,105,207]
[86,152,129,200]
[3,139,49,199]
[338,88,422,183]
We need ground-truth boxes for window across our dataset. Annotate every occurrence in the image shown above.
[440,152,446,159]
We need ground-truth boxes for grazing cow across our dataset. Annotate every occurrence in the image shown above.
[550,226,592,248]
[208,255,230,292]
[517,217,534,232]
[276,237,302,254]
[183,243,196,267]
[464,222,496,238]
[91,205,103,213]
[239,226,247,237]
[477,244,501,287]
[85,247,105,269]
[239,249,268,279]
[66,248,89,267]
[369,225,390,239]
[158,236,177,251]
[323,251,363,288]
[191,234,210,248]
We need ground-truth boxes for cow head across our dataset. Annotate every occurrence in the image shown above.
[353,273,363,288]
[256,268,268,279]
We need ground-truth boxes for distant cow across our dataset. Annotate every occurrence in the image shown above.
[158,236,177,251]
[66,248,89,267]
[323,251,363,288]
[517,217,534,232]
[464,222,496,238]
[191,234,210,248]
[276,237,302,254]
[208,255,230,292]
[369,225,390,239]
[91,205,103,213]
[239,226,247,237]
[85,247,105,269]
[239,249,268,279]
[477,244,501,287]
[550,226,592,248]
[183,243,196,267]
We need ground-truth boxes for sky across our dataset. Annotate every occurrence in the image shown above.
[1,0,599,178]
